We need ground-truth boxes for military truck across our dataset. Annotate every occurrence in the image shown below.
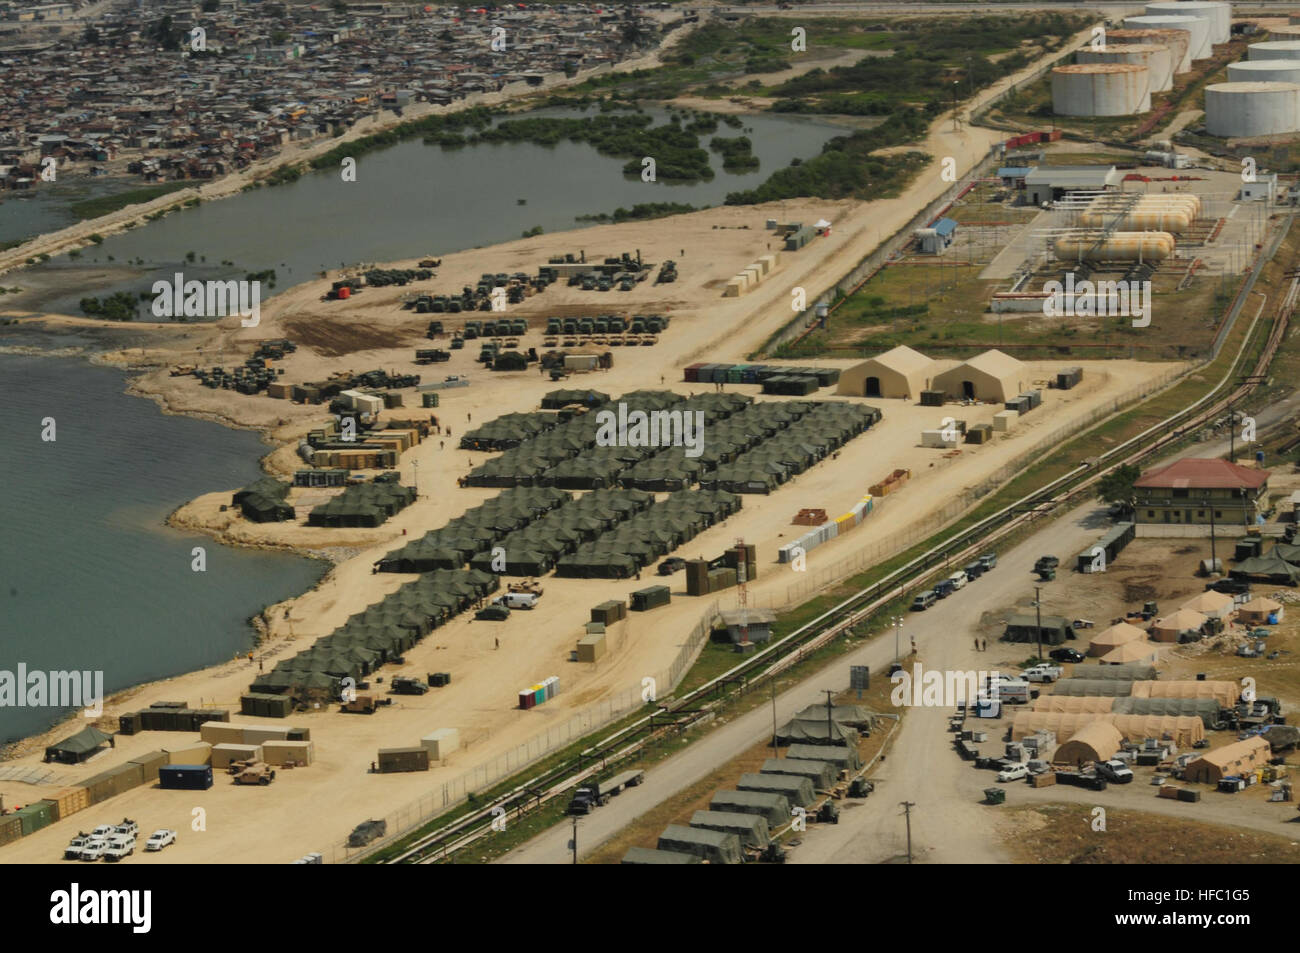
[391,676,429,696]
[232,762,277,786]
[342,694,379,714]
[348,819,387,848]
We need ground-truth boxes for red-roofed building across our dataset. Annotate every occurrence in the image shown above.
[1134,458,1271,527]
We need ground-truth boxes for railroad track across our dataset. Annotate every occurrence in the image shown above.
[380,220,1298,865]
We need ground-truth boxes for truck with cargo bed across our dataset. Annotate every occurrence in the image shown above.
[390,676,429,696]
[232,762,277,785]
[102,833,136,862]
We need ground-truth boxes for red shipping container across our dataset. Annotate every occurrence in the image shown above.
[338,286,351,300]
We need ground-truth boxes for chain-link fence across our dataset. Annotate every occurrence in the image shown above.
[317,600,721,863]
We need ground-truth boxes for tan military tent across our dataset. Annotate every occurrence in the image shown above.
[932,349,1026,403]
[1129,679,1237,707]
[1179,590,1234,620]
[1183,736,1271,784]
[1088,621,1148,657]
[836,345,937,400]
[1237,596,1283,625]
[1013,711,1203,746]
[1032,695,1115,714]
[1098,640,1158,664]
[1150,608,1207,642]
[1054,722,1124,765]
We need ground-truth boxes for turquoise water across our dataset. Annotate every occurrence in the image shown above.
[0,354,327,743]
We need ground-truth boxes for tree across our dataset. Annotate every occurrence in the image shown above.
[1097,463,1141,515]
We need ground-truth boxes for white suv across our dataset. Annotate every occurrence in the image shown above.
[997,763,1029,782]
[102,834,136,862]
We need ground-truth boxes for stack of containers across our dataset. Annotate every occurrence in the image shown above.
[777,494,873,563]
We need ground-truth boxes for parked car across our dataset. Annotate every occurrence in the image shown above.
[963,561,985,581]
[933,579,955,599]
[947,570,968,591]
[1096,759,1134,784]
[78,840,108,862]
[475,604,510,621]
[978,552,998,571]
[997,763,1029,782]
[494,591,539,610]
[102,834,136,862]
[1207,578,1250,595]
[145,830,176,852]
[112,819,139,838]
[1022,664,1062,683]
[910,590,937,611]
[64,834,91,860]
[1050,647,1086,663]
[657,557,686,576]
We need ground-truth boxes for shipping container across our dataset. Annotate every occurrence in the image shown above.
[420,729,460,761]
[242,726,292,746]
[377,746,430,773]
[200,722,249,745]
[1056,366,1083,390]
[241,693,293,718]
[211,743,263,770]
[159,765,213,790]
[262,740,314,766]
[577,632,607,662]
[129,750,168,783]
[164,742,213,766]
[108,762,145,797]
[287,727,311,742]
[50,786,90,821]
[631,585,671,611]
[0,813,23,847]
[590,600,627,625]
[16,801,54,837]
[118,711,142,735]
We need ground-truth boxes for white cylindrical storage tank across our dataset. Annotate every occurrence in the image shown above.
[1106,28,1192,73]
[1205,82,1300,138]
[1124,15,1211,62]
[1052,64,1152,116]
[1077,44,1174,91]
[1267,24,1300,41]
[1228,59,1300,86]
[1144,2,1230,45]
[1248,41,1300,62]
[1055,232,1176,262]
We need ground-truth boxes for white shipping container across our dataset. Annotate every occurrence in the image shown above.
[993,410,1019,432]
[420,728,460,761]
[921,429,958,448]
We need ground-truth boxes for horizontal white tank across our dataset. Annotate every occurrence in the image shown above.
[1081,195,1200,233]
[1205,81,1300,138]
[1144,2,1230,45]
[1077,43,1174,91]
[1052,63,1152,116]
[1228,59,1300,85]
[1055,232,1177,262]
[1248,40,1300,62]
[1105,28,1192,73]
[1124,15,1212,62]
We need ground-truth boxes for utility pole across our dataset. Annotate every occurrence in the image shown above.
[893,616,902,666]
[900,801,915,864]
[771,678,779,760]
[823,690,836,746]
[1205,495,1217,575]
[1227,397,1235,463]
[571,816,578,865]
[1034,585,1044,661]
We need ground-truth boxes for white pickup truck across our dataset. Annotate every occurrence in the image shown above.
[1022,663,1063,684]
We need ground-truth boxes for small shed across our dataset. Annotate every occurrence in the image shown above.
[720,607,777,643]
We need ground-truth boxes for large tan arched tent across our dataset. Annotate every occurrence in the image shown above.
[1237,596,1283,625]
[1129,679,1238,707]
[931,349,1026,403]
[1184,737,1271,784]
[1055,722,1124,765]
[1099,640,1158,664]
[1013,711,1204,747]
[1032,695,1115,714]
[1088,621,1148,657]
[836,345,937,400]
[1150,608,1207,642]
[1180,590,1234,620]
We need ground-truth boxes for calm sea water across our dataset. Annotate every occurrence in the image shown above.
[21,107,845,318]
[0,354,327,743]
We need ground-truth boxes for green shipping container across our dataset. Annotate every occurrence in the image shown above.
[129,751,168,783]
[16,801,54,836]
[422,392,440,408]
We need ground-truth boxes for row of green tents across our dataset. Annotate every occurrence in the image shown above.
[233,476,295,523]
[464,391,753,489]
[700,402,881,494]
[1231,543,1300,585]
[249,568,501,697]
[556,489,742,578]
[308,481,416,528]
[466,488,657,576]
[460,411,562,451]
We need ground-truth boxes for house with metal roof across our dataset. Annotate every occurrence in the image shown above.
[1021,165,1122,205]
[997,165,1033,187]
[1134,458,1271,528]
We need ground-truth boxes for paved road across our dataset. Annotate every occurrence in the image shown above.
[502,385,1300,864]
